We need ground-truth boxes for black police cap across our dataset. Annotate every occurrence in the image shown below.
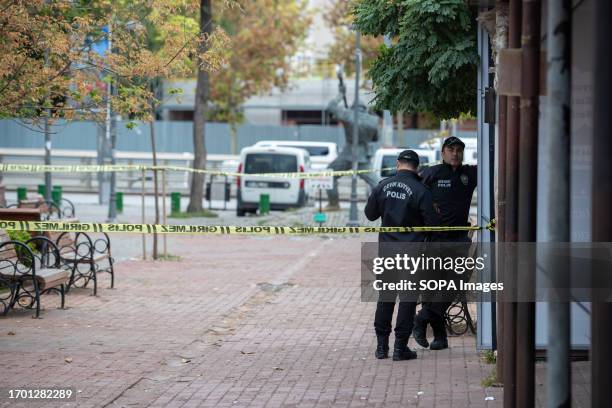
[397,150,420,167]
[442,136,465,149]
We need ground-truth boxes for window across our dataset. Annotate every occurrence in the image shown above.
[381,154,429,178]
[281,110,338,125]
[245,154,298,174]
[381,155,397,178]
[279,145,329,156]
[168,110,194,121]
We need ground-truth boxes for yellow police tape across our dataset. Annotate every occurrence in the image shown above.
[0,163,388,179]
[0,220,495,235]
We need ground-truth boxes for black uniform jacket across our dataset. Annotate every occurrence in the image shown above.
[420,162,477,239]
[364,169,439,242]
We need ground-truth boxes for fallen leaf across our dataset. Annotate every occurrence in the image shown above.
[240,351,254,355]
[64,357,73,363]
[273,367,283,371]
[181,358,191,364]
[7,331,15,336]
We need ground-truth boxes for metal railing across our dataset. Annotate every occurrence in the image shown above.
[0,148,238,195]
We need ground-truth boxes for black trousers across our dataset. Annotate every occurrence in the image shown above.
[419,301,452,323]
[374,291,417,339]
[417,235,472,334]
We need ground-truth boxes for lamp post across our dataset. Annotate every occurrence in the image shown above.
[347,30,361,227]
[382,35,393,146]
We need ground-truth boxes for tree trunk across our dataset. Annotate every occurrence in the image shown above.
[150,119,160,259]
[230,120,238,155]
[187,0,212,213]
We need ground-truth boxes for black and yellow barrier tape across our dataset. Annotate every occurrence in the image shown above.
[0,163,390,179]
[0,220,495,235]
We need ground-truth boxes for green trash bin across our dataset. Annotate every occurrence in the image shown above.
[259,194,270,215]
[17,187,27,202]
[38,184,46,196]
[171,192,181,215]
[51,186,62,205]
[115,192,124,214]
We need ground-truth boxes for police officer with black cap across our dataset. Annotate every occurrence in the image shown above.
[413,136,477,350]
[365,150,439,360]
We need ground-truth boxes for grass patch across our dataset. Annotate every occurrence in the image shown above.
[156,254,182,262]
[481,349,497,364]
[169,210,218,219]
[481,368,502,388]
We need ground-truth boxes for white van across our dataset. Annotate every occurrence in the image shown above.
[236,146,310,216]
[371,147,436,178]
[253,141,337,171]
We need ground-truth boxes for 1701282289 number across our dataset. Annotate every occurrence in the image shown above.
[2,388,76,401]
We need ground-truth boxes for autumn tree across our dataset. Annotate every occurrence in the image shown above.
[0,0,230,256]
[207,0,311,154]
[187,0,215,213]
[108,1,227,255]
[0,1,108,121]
[186,0,309,212]
[323,0,382,77]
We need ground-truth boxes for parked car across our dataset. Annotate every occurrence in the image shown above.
[253,141,337,171]
[236,146,310,216]
[371,147,436,178]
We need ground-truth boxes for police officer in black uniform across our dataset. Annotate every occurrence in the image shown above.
[413,136,477,350]
[365,150,439,360]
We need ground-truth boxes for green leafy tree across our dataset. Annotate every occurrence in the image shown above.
[352,0,479,118]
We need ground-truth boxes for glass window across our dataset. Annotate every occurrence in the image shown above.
[381,155,397,177]
[245,153,298,174]
[381,154,429,177]
[279,145,329,156]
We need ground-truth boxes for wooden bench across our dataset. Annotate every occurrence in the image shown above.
[18,197,63,220]
[0,208,42,223]
[2,190,75,219]
[45,218,115,296]
[0,209,113,296]
[0,229,69,318]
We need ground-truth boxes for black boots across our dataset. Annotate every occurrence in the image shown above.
[376,336,418,360]
[412,314,429,348]
[375,335,389,359]
[429,319,449,350]
[392,337,417,361]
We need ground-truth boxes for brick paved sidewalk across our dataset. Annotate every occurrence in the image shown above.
[0,235,587,407]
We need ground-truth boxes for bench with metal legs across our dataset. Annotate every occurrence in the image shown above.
[0,231,69,318]
[47,223,115,296]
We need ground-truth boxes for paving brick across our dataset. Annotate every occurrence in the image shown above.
[0,234,590,407]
